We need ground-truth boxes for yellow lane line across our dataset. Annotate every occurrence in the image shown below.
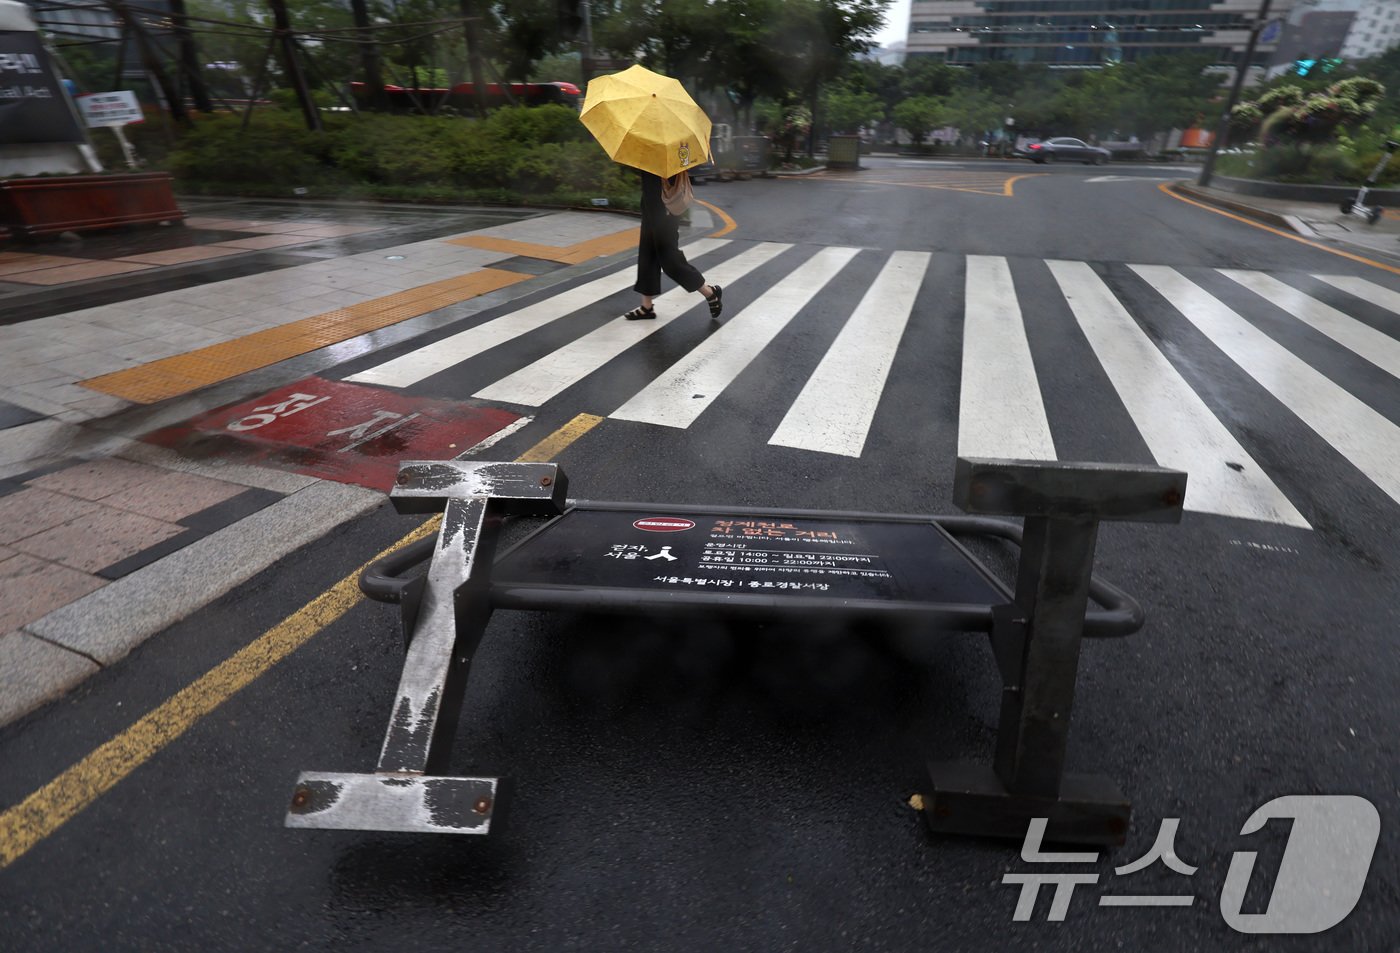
[80,268,532,404]
[0,413,605,870]
[446,228,640,264]
[694,199,737,237]
[517,412,604,461]
[800,172,1040,197]
[1160,183,1400,277]
[1002,173,1046,196]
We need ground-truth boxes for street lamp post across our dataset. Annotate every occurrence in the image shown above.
[1198,0,1273,189]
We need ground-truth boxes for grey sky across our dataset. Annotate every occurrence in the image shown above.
[873,0,910,46]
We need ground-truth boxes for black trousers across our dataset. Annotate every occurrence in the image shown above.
[634,173,704,296]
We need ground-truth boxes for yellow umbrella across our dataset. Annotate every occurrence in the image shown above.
[580,64,711,179]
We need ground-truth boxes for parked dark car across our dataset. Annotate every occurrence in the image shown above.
[1018,137,1111,165]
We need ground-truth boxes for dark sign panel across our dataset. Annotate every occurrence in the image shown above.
[0,31,86,144]
[495,506,1009,606]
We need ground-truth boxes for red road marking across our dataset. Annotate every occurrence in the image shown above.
[144,377,523,492]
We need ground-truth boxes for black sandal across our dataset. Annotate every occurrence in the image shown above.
[706,285,723,320]
[624,305,656,321]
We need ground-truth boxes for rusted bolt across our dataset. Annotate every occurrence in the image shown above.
[473,796,493,815]
[539,476,553,487]
[396,471,412,486]
[290,786,311,809]
[1162,487,1183,506]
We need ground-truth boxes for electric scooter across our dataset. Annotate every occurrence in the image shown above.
[1340,139,1398,225]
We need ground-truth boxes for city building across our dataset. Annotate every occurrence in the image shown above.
[907,0,1302,72]
[1265,0,1400,79]
[1338,0,1400,59]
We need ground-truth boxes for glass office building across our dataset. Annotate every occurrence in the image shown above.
[907,0,1300,68]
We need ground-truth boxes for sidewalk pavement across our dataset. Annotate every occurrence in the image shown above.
[1173,180,1400,261]
[0,195,657,727]
[0,182,1392,730]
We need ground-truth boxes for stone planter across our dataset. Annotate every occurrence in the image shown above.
[0,172,184,241]
[1213,174,1400,206]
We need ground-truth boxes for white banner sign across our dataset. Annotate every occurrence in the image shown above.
[76,90,143,127]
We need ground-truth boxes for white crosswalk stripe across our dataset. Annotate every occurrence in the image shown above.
[1050,261,1309,527]
[475,242,791,406]
[1132,264,1400,507]
[769,250,929,457]
[958,255,1056,460]
[339,240,1400,527]
[611,245,861,429]
[1220,270,1400,381]
[346,239,730,387]
[1314,274,1400,315]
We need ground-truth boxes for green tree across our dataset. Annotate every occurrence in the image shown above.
[704,0,792,130]
[944,87,1002,142]
[594,0,723,85]
[823,84,883,133]
[488,0,562,81]
[893,95,941,145]
[899,56,956,99]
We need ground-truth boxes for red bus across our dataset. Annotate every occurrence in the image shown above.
[349,81,581,112]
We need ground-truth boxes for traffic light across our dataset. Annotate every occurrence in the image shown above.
[1319,57,1343,73]
[1294,58,1317,76]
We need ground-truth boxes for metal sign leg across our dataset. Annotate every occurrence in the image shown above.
[285,461,567,835]
[924,458,1185,847]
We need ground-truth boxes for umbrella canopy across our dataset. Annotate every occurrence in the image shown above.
[580,64,711,179]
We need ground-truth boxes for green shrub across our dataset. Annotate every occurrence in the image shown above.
[1257,86,1304,114]
[507,141,632,193]
[328,115,466,185]
[158,105,637,208]
[480,104,588,145]
[1237,143,1358,184]
[1337,127,1400,185]
[168,110,349,186]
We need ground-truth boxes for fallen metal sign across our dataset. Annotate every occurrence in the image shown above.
[287,456,1186,845]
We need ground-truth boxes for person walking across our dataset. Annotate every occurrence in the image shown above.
[625,169,723,321]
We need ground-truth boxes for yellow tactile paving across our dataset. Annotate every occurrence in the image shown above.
[80,267,531,404]
[445,226,640,264]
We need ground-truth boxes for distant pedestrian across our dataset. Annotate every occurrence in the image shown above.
[625,169,723,321]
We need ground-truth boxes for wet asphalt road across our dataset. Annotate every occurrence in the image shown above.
[1,159,1398,951]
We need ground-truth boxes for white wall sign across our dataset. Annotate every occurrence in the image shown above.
[76,90,143,127]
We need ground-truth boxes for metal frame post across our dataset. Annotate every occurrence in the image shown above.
[285,461,567,835]
[995,514,1100,797]
[925,458,1186,847]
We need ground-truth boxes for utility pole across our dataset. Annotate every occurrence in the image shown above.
[1198,0,1272,189]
